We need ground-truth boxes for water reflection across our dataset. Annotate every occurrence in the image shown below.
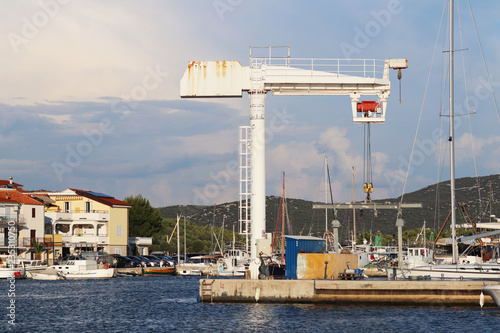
[0,277,499,332]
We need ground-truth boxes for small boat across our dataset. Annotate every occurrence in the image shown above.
[21,260,48,273]
[0,267,25,279]
[176,255,218,276]
[0,255,26,279]
[483,285,500,306]
[29,268,66,280]
[176,268,202,276]
[142,266,176,276]
[217,246,251,277]
[51,256,115,279]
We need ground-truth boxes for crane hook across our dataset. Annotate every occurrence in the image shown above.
[398,69,402,104]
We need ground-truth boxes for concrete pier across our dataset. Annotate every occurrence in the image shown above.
[199,279,498,307]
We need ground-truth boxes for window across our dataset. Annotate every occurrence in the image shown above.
[115,248,122,255]
[85,201,92,213]
[32,208,36,218]
[64,202,71,212]
[116,226,122,236]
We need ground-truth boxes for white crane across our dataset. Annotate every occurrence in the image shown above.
[180,46,407,279]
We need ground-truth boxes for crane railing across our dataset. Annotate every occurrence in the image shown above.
[250,57,386,79]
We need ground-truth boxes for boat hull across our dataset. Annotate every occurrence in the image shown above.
[142,267,176,276]
[51,258,115,279]
[0,268,25,279]
[483,285,500,306]
[29,269,66,280]
[63,268,115,279]
[399,263,500,281]
[176,268,202,276]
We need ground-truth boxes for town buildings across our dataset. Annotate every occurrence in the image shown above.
[0,178,132,264]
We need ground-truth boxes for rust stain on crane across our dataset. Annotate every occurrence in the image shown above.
[215,61,229,78]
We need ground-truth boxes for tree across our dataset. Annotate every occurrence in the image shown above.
[191,240,204,253]
[31,239,44,260]
[124,194,164,237]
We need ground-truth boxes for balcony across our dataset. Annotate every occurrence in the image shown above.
[47,210,109,222]
[62,235,108,245]
[0,215,24,226]
[23,237,54,248]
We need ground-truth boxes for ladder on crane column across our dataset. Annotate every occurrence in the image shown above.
[239,126,251,245]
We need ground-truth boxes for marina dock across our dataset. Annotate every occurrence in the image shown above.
[199,279,498,307]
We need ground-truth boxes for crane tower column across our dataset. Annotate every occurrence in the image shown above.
[249,84,266,278]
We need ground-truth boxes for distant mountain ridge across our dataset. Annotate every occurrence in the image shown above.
[158,174,500,241]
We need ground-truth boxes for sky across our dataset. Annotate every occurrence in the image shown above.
[1,1,500,208]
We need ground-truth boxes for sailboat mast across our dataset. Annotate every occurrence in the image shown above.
[184,215,186,260]
[325,156,328,232]
[176,214,180,263]
[352,166,356,249]
[281,171,286,258]
[449,0,458,264]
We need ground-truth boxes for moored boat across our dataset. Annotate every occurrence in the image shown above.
[0,267,25,279]
[0,255,26,279]
[217,247,251,277]
[176,268,202,276]
[399,262,500,281]
[142,266,176,276]
[29,268,66,280]
[176,255,219,276]
[51,256,115,279]
[483,285,500,306]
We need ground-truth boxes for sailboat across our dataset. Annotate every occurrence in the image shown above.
[216,226,251,277]
[398,0,500,281]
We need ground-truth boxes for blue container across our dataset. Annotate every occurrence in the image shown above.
[285,236,325,279]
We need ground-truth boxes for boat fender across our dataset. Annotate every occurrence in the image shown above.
[103,263,110,270]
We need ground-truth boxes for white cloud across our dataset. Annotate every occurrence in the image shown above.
[173,129,237,155]
[0,1,499,209]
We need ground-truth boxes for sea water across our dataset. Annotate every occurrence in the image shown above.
[1,276,499,332]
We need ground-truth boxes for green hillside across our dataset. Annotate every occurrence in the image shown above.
[158,174,500,244]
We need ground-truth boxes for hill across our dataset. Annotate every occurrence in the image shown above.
[158,174,500,243]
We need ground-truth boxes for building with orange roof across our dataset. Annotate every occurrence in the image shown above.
[43,188,132,256]
[0,177,133,263]
[0,184,46,264]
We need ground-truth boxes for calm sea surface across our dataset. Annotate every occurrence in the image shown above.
[1,275,500,332]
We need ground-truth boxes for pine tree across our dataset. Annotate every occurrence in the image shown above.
[124,194,163,237]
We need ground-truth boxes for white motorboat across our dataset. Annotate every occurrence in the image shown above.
[217,247,250,277]
[0,260,50,279]
[22,259,48,273]
[176,268,202,276]
[401,262,500,281]
[29,268,66,280]
[0,267,25,279]
[176,255,218,276]
[51,256,114,279]
[0,255,26,278]
[483,285,500,306]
